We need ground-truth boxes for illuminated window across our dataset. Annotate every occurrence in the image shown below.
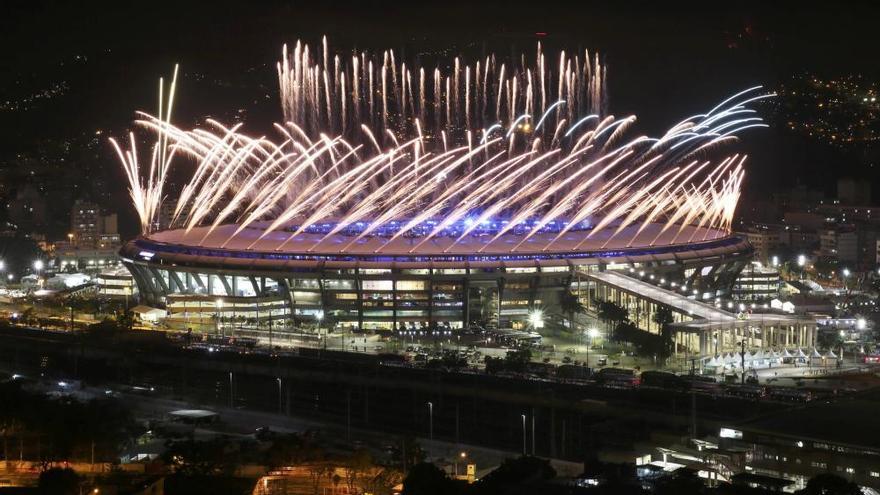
[362,280,393,291]
[541,266,569,272]
[438,268,466,274]
[396,280,426,291]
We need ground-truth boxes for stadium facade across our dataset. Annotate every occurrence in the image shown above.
[120,221,753,332]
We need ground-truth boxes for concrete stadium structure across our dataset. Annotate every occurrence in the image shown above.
[120,221,754,334]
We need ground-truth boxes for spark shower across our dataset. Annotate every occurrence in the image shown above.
[113,37,771,254]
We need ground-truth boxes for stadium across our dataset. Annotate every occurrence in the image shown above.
[116,39,765,334]
[120,221,753,332]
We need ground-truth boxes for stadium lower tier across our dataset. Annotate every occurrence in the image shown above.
[120,226,753,331]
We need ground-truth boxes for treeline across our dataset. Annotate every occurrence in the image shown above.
[595,300,676,363]
[0,380,142,465]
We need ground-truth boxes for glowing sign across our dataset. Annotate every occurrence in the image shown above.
[720,428,742,439]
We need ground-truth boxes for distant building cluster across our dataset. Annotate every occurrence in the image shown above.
[54,199,122,272]
[777,74,880,148]
[739,178,880,270]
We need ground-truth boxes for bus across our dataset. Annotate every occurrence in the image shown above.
[681,375,722,394]
[640,371,685,391]
[596,368,640,387]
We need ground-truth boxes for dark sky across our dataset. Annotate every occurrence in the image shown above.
[2,0,879,235]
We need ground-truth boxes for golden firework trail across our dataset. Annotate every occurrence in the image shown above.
[113,39,772,255]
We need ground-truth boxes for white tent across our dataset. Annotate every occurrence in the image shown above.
[796,348,807,359]
[810,348,823,359]
[131,305,166,323]
[706,356,720,367]
[826,350,838,359]
[782,349,793,358]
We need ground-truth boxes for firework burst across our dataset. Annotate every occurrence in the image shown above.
[112,39,771,255]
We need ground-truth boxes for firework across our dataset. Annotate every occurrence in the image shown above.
[277,37,606,150]
[112,39,771,256]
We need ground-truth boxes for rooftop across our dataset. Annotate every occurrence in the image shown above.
[586,271,815,330]
[147,222,729,257]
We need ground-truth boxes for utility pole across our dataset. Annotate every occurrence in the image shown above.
[521,414,527,456]
[347,390,352,442]
[427,402,434,441]
[455,402,460,445]
[740,339,746,384]
[531,408,536,455]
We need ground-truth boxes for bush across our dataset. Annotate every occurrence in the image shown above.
[39,467,79,495]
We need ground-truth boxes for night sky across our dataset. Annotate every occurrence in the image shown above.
[2,0,879,237]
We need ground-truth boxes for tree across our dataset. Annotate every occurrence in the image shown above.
[344,448,373,494]
[652,305,674,328]
[86,318,121,338]
[503,349,532,373]
[162,437,242,476]
[816,329,843,350]
[38,467,80,495]
[813,256,840,280]
[653,468,705,495]
[484,356,504,374]
[306,462,332,495]
[20,307,36,326]
[476,456,556,493]
[613,321,640,344]
[116,310,134,331]
[402,462,460,495]
[390,436,426,471]
[797,473,861,495]
[596,300,629,334]
[652,305,676,362]
[363,466,404,495]
[614,321,669,359]
[437,350,467,369]
[559,290,586,331]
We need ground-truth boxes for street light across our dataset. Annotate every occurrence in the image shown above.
[586,327,599,367]
[316,311,325,346]
[33,260,44,288]
[797,254,806,267]
[216,299,224,336]
[528,309,544,329]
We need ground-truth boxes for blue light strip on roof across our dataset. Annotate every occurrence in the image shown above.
[128,236,747,264]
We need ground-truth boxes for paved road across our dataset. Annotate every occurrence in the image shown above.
[6,370,520,474]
